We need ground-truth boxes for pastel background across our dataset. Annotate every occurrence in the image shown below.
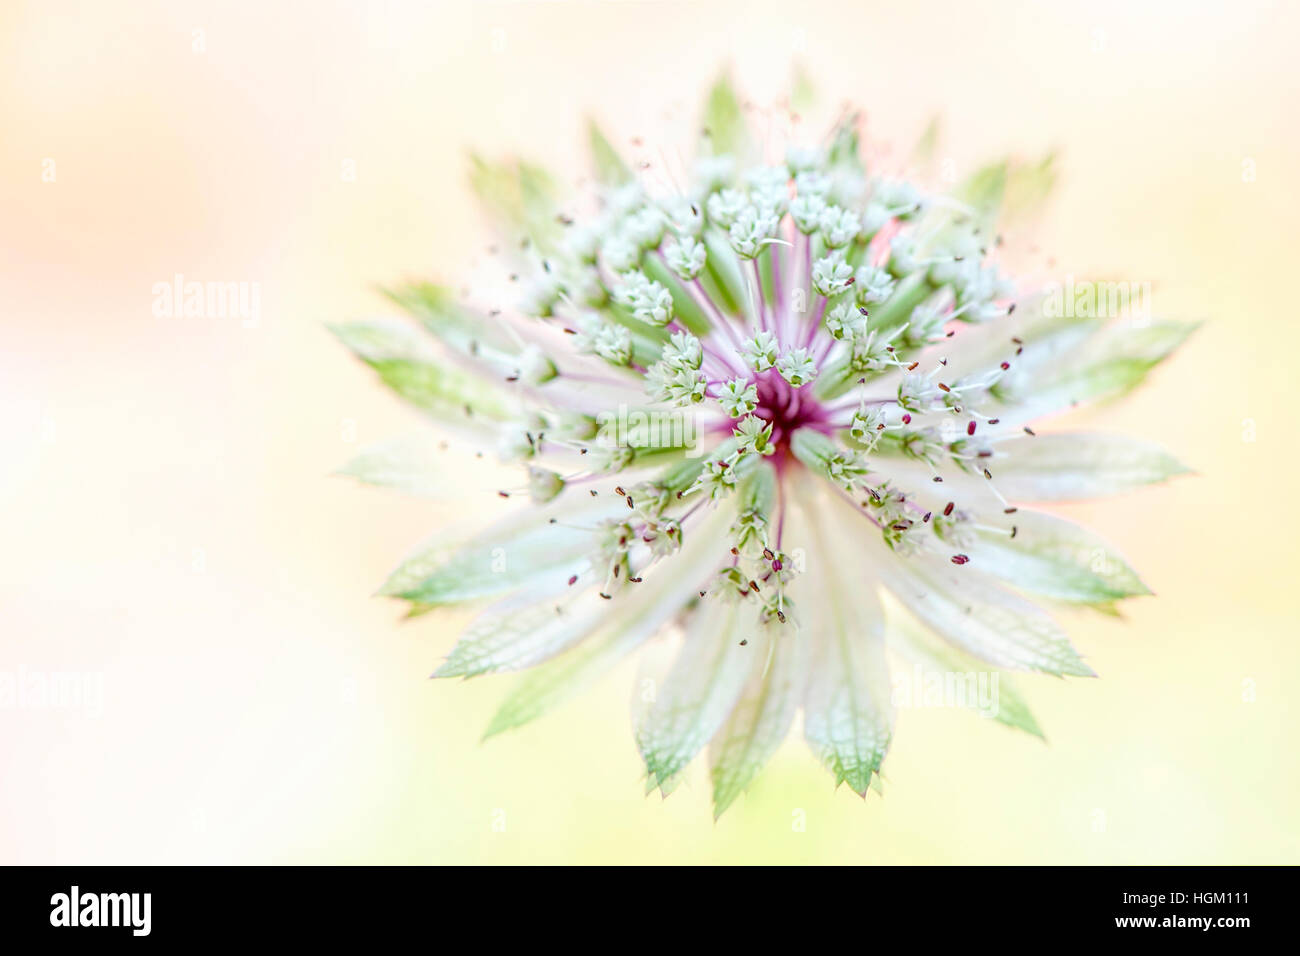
[2,0,1296,864]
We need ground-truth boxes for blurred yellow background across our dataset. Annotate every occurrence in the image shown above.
[2,0,1296,864]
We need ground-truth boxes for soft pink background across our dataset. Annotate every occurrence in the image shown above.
[2,0,1296,862]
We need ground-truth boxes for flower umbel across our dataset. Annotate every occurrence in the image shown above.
[333,77,1192,817]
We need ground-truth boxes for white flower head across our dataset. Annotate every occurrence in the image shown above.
[563,221,602,262]
[824,300,868,341]
[745,164,790,195]
[733,414,775,456]
[706,188,747,228]
[661,365,708,406]
[929,229,982,286]
[527,466,565,503]
[741,329,779,372]
[662,329,703,370]
[790,193,828,234]
[874,178,924,217]
[624,206,665,250]
[904,301,948,347]
[848,328,899,373]
[518,270,562,317]
[795,169,833,198]
[811,251,855,297]
[664,235,707,281]
[776,347,818,387]
[617,270,674,327]
[727,204,780,259]
[575,314,633,366]
[714,377,758,417]
[601,233,640,273]
[861,200,891,236]
[664,197,705,238]
[785,144,823,173]
[337,77,1191,816]
[818,204,860,248]
[607,181,645,217]
[568,266,607,307]
[854,264,896,304]
[888,234,918,274]
[897,371,945,413]
[848,404,890,449]
[693,155,734,193]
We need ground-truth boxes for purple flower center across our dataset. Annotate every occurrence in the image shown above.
[741,370,835,467]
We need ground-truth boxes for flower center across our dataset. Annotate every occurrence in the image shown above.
[748,369,834,464]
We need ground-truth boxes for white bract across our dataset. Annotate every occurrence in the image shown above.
[335,77,1192,817]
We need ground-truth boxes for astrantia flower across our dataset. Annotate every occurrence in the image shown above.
[333,76,1193,817]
